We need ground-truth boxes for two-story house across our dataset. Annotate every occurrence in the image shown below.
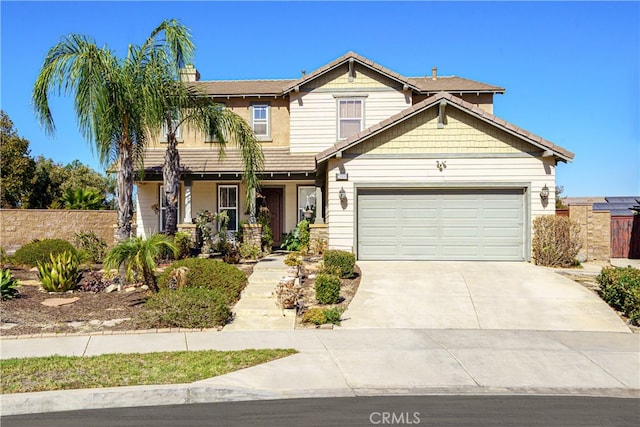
[136,52,574,261]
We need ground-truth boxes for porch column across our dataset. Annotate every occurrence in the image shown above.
[314,186,324,224]
[183,180,192,223]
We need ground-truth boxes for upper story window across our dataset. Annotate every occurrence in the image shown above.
[205,104,227,143]
[338,98,363,140]
[251,104,270,140]
[161,113,182,142]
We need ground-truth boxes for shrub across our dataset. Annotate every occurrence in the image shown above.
[173,231,194,260]
[597,266,640,324]
[11,239,77,267]
[37,251,81,292]
[0,268,20,300]
[157,258,247,303]
[141,287,231,328]
[298,219,310,251]
[315,273,341,304]
[532,215,582,267]
[281,220,310,252]
[302,307,343,326]
[73,231,108,263]
[284,252,302,267]
[239,242,261,260]
[323,250,356,278]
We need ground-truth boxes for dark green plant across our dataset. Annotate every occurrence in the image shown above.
[323,307,343,325]
[302,307,343,326]
[11,239,77,267]
[157,258,247,303]
[62,188,104,210]
[281,220,310,252]
[284,252,302,267]
[315,273,341,304]
[257,206,274,250]
[323,250,356,278]
[73,231,107,263]
[37,251,81,292]
[0,268,20,299]
[141,287,231,328]
[173,231,194,260]
[597,266,640,324]
[299,219,310,252]
[104,234,177,292]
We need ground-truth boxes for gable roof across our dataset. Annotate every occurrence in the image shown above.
[189,52,504,97]
[315,92,574,163]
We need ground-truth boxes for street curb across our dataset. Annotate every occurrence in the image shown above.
[2,384,638,416]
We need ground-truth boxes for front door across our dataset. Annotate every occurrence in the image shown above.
[258,187,284,247]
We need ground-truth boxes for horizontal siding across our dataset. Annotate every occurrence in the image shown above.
[290,90,410,154]
[136,183,160,238]
[325,157,555,254]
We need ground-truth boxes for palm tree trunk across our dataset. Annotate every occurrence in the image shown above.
[163,135,180,236]
[116,141,134,243]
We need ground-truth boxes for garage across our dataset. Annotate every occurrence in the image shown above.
[357,188,526,261]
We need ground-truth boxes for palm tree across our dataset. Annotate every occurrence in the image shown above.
[62,188,104,210]
[160,86,264,235]
[104,234,177,292]
[32,20,194,243]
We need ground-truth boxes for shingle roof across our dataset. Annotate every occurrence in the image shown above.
[189,52,504,97]
[316,92,574,163]
[593,197,640,216]
[142,147,316,175]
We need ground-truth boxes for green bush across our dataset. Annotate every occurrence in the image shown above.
[315,273,341,304]
[173,231,194,260]
[284,252,302,267]
[298,219,310,251]
[323,250,356,278]
[11,239,77,267]
[141,287,231,328]
[239,242,261,260]
[532,215,582,267]
[597,266,640,324]
[0,268,20,300]
[302,307,343,326]
[73,231,108,263]
[157,258,247,303]
[37,251,81,292]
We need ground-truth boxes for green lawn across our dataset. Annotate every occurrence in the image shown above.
[1,349,297,394]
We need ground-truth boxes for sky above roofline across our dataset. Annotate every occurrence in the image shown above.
[1,1,638,197]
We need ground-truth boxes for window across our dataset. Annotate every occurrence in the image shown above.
[338,99,363,140]
[298,186,316,222]
[205,104,226,143]
[159,185,180,232]
[251,104,270,139]
[161,115,182,142]
[218,185,238,232]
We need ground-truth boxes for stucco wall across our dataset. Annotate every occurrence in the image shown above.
[0,209,117,252]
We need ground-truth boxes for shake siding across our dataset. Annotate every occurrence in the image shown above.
[290,64,411,154]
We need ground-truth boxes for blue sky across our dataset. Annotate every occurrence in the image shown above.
[1,1,638,196]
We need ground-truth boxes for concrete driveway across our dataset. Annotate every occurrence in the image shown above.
[340,262,630,332]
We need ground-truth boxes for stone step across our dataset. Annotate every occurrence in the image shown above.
[242,285,276,298]
[223,314,295,331]
[233,307,296,318]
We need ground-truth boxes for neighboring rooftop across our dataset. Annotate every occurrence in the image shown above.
[566,196,640,215]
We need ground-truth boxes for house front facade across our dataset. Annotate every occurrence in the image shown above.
[136,52,574,261]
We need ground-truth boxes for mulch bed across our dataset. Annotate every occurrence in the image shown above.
[1,262,255,337]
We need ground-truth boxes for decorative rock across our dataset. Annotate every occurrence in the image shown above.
[308,274,317,279]
[41,297,79,307]
[104,284,118,293]
[141,285,149,291]
[125,286,137,293]
[576,253,587,263]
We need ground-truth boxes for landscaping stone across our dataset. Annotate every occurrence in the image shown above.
[41,297,80,307]
[104,284,118,293]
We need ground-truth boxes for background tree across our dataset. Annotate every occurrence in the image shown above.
[0,111,35,208]
[61,188,105,210]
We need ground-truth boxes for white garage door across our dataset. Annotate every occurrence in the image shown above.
[357,188,525,261]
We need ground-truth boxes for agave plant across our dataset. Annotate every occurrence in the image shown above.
[104,234,177,292]
[0,268,20,300]
[37,251,81,292]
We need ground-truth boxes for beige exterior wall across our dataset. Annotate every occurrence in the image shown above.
[568,205,611,261]
[290,64,411,154]
[324,106,555,252]
[0,209,117,252]
[146,97,290,150]
[135,179,314,239]
[414,93,494,114]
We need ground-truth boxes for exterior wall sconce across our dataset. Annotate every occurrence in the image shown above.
[338,187,347,202]
[540,184,550,202]
[436,160,447,172]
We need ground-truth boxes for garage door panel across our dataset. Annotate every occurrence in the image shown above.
[358,188,525,261]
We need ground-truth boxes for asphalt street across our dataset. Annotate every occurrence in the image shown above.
[3,396,639,427]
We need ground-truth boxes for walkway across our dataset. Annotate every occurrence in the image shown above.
[1,329,638,415]
[223,254,296,331]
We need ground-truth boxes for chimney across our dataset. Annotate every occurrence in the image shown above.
[179,64,200,82]
[301,69,306,77]
[431,67,437,80]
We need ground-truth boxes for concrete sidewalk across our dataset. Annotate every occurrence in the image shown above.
[2,329,639,415]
